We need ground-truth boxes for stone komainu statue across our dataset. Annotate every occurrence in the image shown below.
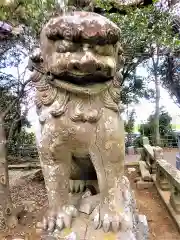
[29,11,130,234]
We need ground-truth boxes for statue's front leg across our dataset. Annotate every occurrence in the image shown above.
[90,119,132,233]
[37,134,78,233]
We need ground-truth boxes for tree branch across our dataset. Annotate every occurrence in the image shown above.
[0,78,31,119]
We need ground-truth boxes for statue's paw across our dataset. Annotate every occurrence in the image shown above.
[69,180,86,193]
[91,204,132,233]
[37,205,78,233]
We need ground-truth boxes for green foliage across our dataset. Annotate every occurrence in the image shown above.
[0,0,59,37]
[138,109,178,147]
[159,54,180,108]
[95,1,180,105]
[11,128,36,145]
[8,129,37,158]
[0,86,30,136]
[133,136,143,148]
[124,109,137,147]
[121,71,155,104]
[124,109,135,134]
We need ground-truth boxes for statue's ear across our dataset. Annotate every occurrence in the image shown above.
[116,43,124,71]
[28,48,43,71]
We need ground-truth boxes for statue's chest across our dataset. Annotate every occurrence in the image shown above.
[66,95,103,123]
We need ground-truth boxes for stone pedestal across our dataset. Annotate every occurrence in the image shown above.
[156,168,171,191]
[127,146,135,155]
[38,177,148,240]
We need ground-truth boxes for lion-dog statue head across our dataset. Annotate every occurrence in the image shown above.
[29,11,130,236]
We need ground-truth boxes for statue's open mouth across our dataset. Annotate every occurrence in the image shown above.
[49,71,112,86]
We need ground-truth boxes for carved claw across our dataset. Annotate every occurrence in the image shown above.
[69,180,86,193]
[37,205,78,233]
[91,203,132,233]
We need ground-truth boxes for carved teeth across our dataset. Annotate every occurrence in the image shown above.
[103,214,111,232]
[63,214,72,228]
[56,216,64,231]
[112,216,120,232]
[47,218,55,232]
[69,179,74,193]
[69,180,86,193]
[79,181,86,193]
[42,217,48,230]
[93,212,100,229]
[74,182,80,193]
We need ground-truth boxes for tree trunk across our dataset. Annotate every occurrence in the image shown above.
[154,74,160,146]
[0,116,17,230]
[152,47,160,146]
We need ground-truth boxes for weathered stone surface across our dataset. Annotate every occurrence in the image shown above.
[23,200,36,213]
[54,217,88,240]
[4,237,26,240]
[136,215,149,240]
[139,161,151,181]
[79,194,100,214]
[156,167,171,191]
[142,137,149,145]
[136,181,153,190]
[156,159,180,214]
[28,7,148,239]
[127,146,135,155]
[134,177,141,183]
[39,184,145,240]
[152,174,180,232]
[143,144,154,160]
[153,146,163,160]
[29,9,126,234]
[22,169,43,182]
[170,186,180,214]
[136,147,143,155]
[157,159,180,191]
[8,164,41,170]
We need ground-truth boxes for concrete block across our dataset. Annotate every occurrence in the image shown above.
[127,146,135,155]
[136,180,154,190]
[142,137,149,145]
[139,161,152,181]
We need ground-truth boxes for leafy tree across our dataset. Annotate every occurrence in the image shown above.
[0,0,62,38]
[95,0,180,116]
[160,53,180,107]
[0,70,31,229]
[125,109,136,134]
[138,108,177,147]
[0,32,31,229]
[121,70,155,105]
[124,108,136,146]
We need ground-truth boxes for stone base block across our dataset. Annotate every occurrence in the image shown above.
[37,176,149,240]
[39,214,149,240]
[170,196,180,214]
[136,180,154,190]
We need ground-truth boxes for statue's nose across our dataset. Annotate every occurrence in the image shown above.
[68,51,102,73]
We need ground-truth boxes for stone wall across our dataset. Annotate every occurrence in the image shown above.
[140,138,180,231]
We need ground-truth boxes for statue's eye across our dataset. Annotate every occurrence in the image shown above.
[95,45,114,56]
[57,45,66,53]
[56,41,76,53]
